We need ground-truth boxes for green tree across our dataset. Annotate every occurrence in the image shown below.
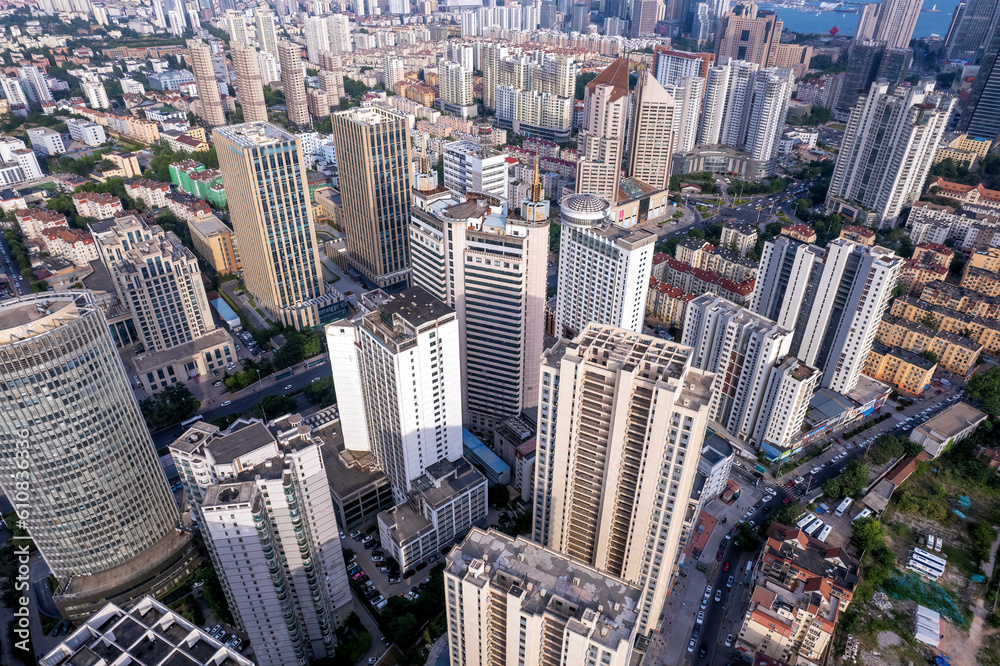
[968,367,1000,416]
[969,522,995,562]
[734,523,761,550]
[139,383,200,429]
[303,377,337,406]
[851,516,886,552]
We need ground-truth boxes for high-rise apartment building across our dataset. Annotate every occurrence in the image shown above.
[827,81,953,227]
[440,60,477,117]
[328,13,353,53]
[441,140,508,197]
[628,71,676,190]
[715,1,783,68]
[17,65,52,104]
[231,41,268,122]
[330,106,413,290]
[255,7,279,56]
[697,59,793,176]
[577,58,630,200]
[327,287,464,497]
[445,528,644,666]
[533,324,715,634]
[226,8,248,43]
[654,47,710,87]
[664,76,706,153]
[945,0,1000,61]
[854,0,922,49]
[495,87,574,142]
[0,76,28,112]
[0,292,199,619]
[555,193,655,337]
[482,42,508,111]
[382,55,406,92]
[750,231,826,339]
[279,40,311,129]
[169,415,353,666]
[82,80,110,110]
[802,240,902,393]
[961,27,1000,142]
[833,41,912,121]
[682,295,820,453]
[187,38,226,127]
[90,214,216,353]
[410,169,549,432]
[216,122,341,329]
[304,15,331,63]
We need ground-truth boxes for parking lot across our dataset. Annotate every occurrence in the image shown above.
[342,526,439,615]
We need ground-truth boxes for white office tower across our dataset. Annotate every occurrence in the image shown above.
[654,48,704,87]
[169,416,353,666]
[82,80,110,109]
[255,7,279,57]
[0,135,43,181]
[304,15,332,63]
[439,61,477,117]
[577,58,629,200]
[753,355,821,456]
[326,287,464,499]
[554,193,655,338]
[17,65,53,104]
[664,76,705,153]
[461,10,479,36]
[226,8,248,43]
[410,166,549,432]
[444,528,644,666]
[259,50,280,84]
[826,81,953,228]
[628,71,676,190]
[382,55,405,92]
[390,0,409,13]
[682,295,820,451]
[447,42,475,71]
[533,324,715,634]
[442,139,508,197]
[328,14,352,53]
[697,59,793,176]
[799,239,902,394]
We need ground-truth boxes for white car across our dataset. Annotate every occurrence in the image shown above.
[714,589,722,602]
[704,585,712,598]
[725,634,734,647]
[697,610,705,624]
[688,638,696,652]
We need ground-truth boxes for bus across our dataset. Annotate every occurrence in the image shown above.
[835,497,853,517]
[817,525,833,542]
[805,519,824,537]
[180,415,204,428]
[852,508,873,523]
[796,513,816,530]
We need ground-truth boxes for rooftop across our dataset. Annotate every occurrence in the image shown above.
[447,528,642,649]
[214,121,296,148]
[912,401,987,442]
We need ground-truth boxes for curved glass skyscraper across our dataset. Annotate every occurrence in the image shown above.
[0,292,198,618]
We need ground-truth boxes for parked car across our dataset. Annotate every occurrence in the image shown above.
[221,400,231,407]
[727,576,734,588]
[725,634,734,647]
[349,530,362,539]
[371,555,384,562]
[714,589,722,602]
[687,639,696,653]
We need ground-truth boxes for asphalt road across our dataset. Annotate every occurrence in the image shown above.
[151,359,331,450]
[0,231,26,296]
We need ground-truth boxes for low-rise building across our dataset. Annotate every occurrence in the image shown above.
[877,314,982,375]
[838,225,876,246]
[928,177,1000,213]
[72,191,123,218]
[899,258,950,296]
[646,276,697,325]
[124,178,170,209]
[890,295,1000,354]
[39,596,253,666]
[933,134,992,169]
[103,151,142,178]
[377,457,487,574]
[165,191,212,221]
[909,401,987,458]
[26,126,65,155]
[15,207,68,238]
[721,220,758,255]
[65,118,107,145]
[316,420,396,532]
[655,255,756,306]
[444,528,644,666]
[863,341,936,396]
[700,431,735,500]
[738,523,859,665]
[42,227,99,266]
[919,280,1000,321]
[188,213,241,275]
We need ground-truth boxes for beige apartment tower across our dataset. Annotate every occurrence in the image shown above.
[331,106,413,290]
[215,122,339,330]
[577,58,630,200]
[715,1,783,69]
[532,324,714,635]
[187,38,226,127]
[278,40,311,129]
[445,528,645,666]
[231,41,268,123]
[628,71,676,190]
[409,165,550,433]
